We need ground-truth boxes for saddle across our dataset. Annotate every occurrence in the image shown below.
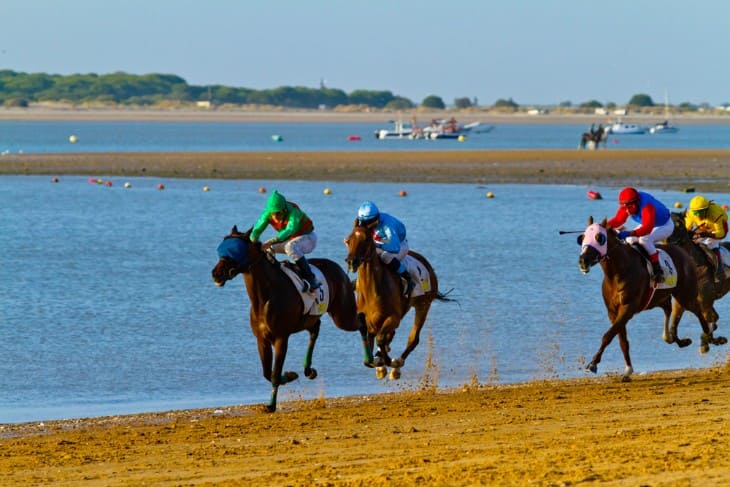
[628,244,677,289]
[279,262,329,316]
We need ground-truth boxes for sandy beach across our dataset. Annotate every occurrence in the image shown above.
[2,109,730,485]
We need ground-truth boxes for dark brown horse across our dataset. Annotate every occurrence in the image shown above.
[668,211,730,337]
[212,226,373,412]
[344,223,453,380]
[578,125,607,150]
[577,217,725,381]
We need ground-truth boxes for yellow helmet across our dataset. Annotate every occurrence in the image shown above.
[689,196,710,212]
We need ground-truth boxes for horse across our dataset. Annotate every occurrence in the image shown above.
[344,223,453,380]
[578,125,607,150]
[577,217,725,381]
[211,225,373,412]
[668,211,730,336]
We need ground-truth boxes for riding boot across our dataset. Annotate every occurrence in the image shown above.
[388,258,415,296]
[650,254,664,283]
[295,257,321,292]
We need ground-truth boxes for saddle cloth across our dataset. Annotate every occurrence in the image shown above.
[648,249,678,290]
[404,255,431,298]
[280,264,329,316]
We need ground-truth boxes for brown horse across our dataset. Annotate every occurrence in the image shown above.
[344,223,453,380]
[668,211,730,337]
[577,217,725,381]
[578,125,607,150]
[211,225,373,412]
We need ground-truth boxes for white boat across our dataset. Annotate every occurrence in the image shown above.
[420,118,494,140]
[374,119,414,139]
[649,92,679,134]
[607,120,646,135]
[649,120,679,134]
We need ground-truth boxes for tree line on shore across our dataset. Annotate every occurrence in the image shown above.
[0,69,722,113]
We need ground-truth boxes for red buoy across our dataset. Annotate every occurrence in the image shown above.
[587,190,602,200]
[347,135,361,141]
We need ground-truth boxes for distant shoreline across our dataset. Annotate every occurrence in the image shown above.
[2,106,730,125]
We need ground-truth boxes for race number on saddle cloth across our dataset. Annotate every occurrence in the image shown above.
[279,263,329,316]
[403,255,431,297]
[580,223,677,290]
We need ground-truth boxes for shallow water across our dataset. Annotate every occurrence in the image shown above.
[2,120,730,154]
[1,176,728,423]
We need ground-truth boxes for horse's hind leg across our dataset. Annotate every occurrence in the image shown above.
[587,315,630,376]
[303,320,321,380]
[358,313,375,367]
[616,327,634,382]
[668,300,692,348]
[392,301,432,370]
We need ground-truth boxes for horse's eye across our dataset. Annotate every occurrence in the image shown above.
[577,235,585,245]
[596,233,606,245]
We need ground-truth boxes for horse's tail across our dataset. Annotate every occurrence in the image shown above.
[435,287,458,305]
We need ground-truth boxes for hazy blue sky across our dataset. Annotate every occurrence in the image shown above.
[2,1,728,106]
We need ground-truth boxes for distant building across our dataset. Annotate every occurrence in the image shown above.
[196,100,211,109]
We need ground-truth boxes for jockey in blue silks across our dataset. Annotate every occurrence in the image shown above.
[356,201,415,295]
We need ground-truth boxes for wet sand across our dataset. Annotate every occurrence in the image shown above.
[2,149,730,193]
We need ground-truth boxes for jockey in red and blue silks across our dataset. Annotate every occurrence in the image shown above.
[607,187,673,283]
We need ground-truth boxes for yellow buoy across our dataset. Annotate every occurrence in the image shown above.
[674,201,683,208]
[486,192,495,198]
[323,188,331,195]
[203,186,210,192]
[124,182,132,189]
[458,135,466,142]
[69,135,78,143]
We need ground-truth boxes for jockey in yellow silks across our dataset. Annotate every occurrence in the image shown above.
[686,195,728,283]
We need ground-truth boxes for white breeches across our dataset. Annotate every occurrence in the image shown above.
[699,237,720,250]
[624,218,674,255]
[270,232,317,260]
[376,240,410,269]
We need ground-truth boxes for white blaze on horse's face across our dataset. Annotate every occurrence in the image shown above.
[581,224,608,257]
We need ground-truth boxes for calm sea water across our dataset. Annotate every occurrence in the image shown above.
[2,120,730,153]
[1,175,728,424]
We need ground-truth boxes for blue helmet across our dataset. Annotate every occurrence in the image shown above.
[357,201,379,225]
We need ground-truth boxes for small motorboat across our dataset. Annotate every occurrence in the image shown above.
[648,120,679,134]
[606,120,646,135]
[587,190,603,200]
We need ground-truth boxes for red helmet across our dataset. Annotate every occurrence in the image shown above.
[618,187,639,205]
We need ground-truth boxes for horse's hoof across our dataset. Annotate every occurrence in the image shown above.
[621,375,632,383]
[282,371,299,384]
[676,338,692,348]
[586,364,597,374]
[363,361,375,369]
[715,336,728,345]
[375,366,387,380]
[390,358,404,368]
[389,368,401,380]
[373,357,385,367]
[264,404,276,413]
[304,367,317,380]
[700,343,710,354]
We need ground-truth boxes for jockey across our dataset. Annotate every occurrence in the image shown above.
[686,195,728,283]
[356,201,415,296]
[250,190,321,291]
[607,187,673,283]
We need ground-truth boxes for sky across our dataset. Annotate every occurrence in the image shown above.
[1,0,729,107]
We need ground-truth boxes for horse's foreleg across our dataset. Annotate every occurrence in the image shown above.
[587,318,626,375]
[358,313,375,367]
[303,320,321,380]
[616,327,633,382]
[257,338,273,383]
[267,336,298,413]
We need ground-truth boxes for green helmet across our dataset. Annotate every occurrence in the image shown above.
[266,190,287,213]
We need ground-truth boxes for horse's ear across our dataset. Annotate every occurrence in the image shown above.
[587,216,594,225]
[600,217,608,227]
[353,218,359,228]
[231,225,239,234]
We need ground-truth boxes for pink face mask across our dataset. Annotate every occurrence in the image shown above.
[579,223,608,257]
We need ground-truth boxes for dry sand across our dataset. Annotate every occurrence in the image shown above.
[3,112,730,485]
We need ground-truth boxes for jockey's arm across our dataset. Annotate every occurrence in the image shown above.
[606,207,629,229]
[633,205,657,237]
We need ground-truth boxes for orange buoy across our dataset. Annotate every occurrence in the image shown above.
[258,187,266,193]
[105,180,113,187]
[399,190,407,197]
[51,177,59,183]
[587,190,602,200]
[157,183,165,190]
